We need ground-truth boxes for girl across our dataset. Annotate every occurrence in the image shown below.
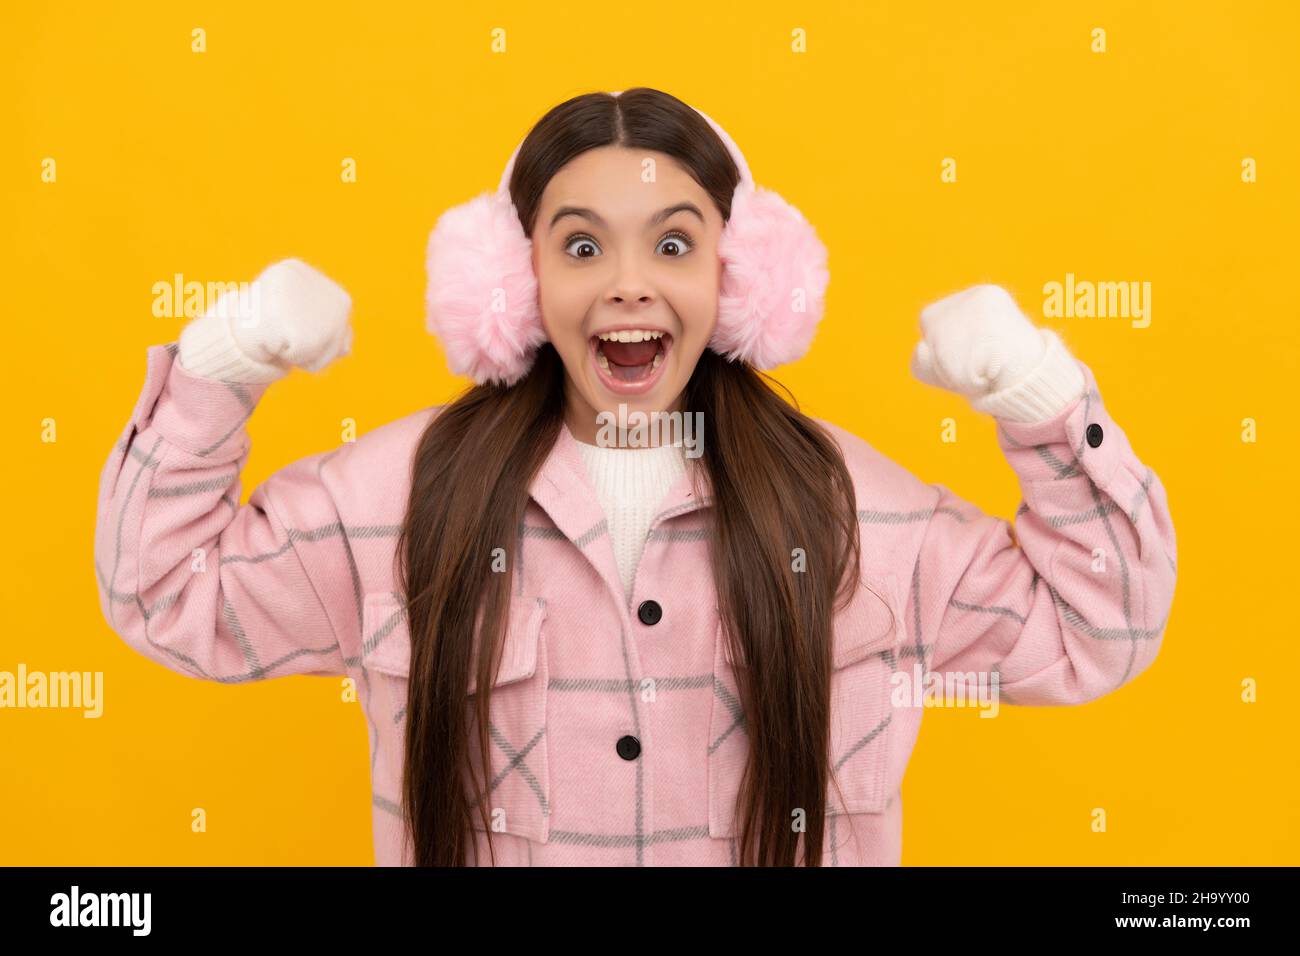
[94,87,1177,867]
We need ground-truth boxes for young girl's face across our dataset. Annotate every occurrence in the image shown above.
[530,145,724,444]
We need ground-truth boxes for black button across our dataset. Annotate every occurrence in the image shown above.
[616,735,641,760]
[637,600,662,626]
[1086,423,1104,448]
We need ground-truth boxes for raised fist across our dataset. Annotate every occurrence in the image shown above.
[909,283,1085,423]
[179,258,353,383]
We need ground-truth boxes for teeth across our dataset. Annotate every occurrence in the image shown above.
[593,331,666,377]
[596,329,665,343]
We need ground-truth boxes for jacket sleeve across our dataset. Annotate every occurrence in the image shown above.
[93,341,352,682]
[905,358,1177,705]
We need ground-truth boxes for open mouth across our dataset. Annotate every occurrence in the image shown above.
[589,328,673,394]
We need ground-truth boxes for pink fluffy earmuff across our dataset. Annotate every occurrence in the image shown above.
[424,91,830,387]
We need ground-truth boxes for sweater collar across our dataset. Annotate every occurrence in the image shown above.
[528,419,714,610]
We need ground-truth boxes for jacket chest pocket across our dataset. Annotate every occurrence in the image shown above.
[360,592,552,845]
[707,573,900,839]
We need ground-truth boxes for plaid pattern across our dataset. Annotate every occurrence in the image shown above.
[95,342,1177,866]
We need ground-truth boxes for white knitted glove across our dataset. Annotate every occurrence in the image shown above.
[178,258,353,384]
[909,284,1085,423]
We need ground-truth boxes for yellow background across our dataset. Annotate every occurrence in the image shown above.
[3,1,1296,865]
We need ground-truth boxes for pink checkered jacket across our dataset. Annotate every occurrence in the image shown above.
[94,341,1177,866]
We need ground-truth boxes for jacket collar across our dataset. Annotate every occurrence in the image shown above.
[527,418,714,611]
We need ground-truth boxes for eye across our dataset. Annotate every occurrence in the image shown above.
[656,230,694,257]
[563,233,601,259]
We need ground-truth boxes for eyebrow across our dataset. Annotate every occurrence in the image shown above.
[548,202,705,232]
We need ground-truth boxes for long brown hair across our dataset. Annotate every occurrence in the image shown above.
[396,87,861,866]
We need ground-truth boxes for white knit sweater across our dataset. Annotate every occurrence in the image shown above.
[573,439,689,602]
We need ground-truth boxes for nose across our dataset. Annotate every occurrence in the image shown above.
[605,254,656,308]
[609,288,654,306]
